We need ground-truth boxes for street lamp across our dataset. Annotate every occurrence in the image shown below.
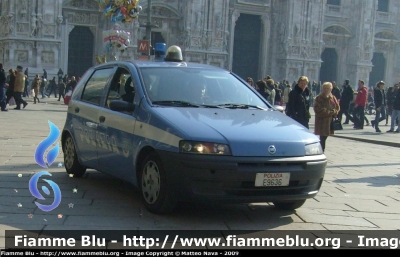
[140,0,158,59]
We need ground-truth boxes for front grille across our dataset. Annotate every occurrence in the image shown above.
[237,162,306,172]
[238,162,303,167]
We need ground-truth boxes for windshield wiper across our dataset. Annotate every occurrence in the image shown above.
[217,104,267,110]
[152,101,200,107]
[199,104,224,108]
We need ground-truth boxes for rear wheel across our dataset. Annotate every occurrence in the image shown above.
[273,200,306,210]
[63,135,86,177]
[140,152,177,214]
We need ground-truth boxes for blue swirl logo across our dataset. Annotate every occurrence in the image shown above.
[35,121,60,168]
[30,120,62,212]
[29,171,62,212]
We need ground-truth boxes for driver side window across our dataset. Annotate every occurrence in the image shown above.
[106,68,133,108]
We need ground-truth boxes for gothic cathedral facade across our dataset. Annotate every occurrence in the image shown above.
[0,0,399,88]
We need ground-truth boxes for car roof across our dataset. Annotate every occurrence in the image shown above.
[93,60,228,71]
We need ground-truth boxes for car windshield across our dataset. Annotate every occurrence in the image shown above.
[140,67,270,109]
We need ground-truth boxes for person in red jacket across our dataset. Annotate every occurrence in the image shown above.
[352,80,368,129]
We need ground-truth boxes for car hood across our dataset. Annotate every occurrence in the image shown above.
[153,108,319,157]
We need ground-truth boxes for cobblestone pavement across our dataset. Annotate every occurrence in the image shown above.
[1,97,399,248]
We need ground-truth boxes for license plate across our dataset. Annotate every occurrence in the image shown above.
[255,173,290,187]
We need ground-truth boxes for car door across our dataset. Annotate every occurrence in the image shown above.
[69,67,115,169]
[96,66,138,181]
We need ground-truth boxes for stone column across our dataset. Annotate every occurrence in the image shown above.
[37,44,42,68]
[260,14,270,79]
[384,45,395,87]
[62,18,74,74]
[228,10,240,71]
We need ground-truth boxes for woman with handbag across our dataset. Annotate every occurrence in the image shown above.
[313,82,340,152]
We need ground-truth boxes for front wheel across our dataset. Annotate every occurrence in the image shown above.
[63,134,86,177]
[273,200,306,210]
[140,152,177,214]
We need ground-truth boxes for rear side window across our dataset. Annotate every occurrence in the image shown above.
[81,68,114,105]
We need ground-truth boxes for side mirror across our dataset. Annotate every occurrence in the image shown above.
[274,105,284,113]
[109,100,135,113]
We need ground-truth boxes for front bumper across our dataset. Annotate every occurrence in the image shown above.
[158,151,327,203]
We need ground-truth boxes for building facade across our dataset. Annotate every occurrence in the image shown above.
[0,0,399,89]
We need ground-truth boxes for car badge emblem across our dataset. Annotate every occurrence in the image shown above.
[268,145,276,155]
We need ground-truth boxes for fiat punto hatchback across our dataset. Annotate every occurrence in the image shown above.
[61,46,327,214]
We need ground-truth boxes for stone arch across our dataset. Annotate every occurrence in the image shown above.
[139,3,182,20]
[374,30,399,40]
[63,0,99,9]
[323,24,352,37]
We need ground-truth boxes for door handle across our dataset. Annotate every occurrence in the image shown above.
[99,116,106,123]
[75,107,79,113]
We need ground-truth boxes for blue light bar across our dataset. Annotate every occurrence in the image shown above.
[155,43,167,58]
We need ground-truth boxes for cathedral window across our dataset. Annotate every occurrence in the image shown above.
[378,0,389,12]
[327,0,340,6]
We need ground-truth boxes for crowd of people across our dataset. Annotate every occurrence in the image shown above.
[0,64,79,111]
[246,74,400,152]
[330,79,399,133]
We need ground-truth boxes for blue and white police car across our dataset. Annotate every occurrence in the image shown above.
[61,45,327,214]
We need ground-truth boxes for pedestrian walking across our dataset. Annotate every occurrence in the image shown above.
[0,63,7,111]
[338,79,354,124]
[352,80,368,129]
[387,86,400,133]
[31,74,41,104]
[371,81,386,132]
[40,76,47,98]
[46,77,58,98]
[13,66,28,110]
[5,69,15,106]
[23,74,30,97]
[57,68,64,84]
[282,83,291,106]
[58,81,66,101]
[286,76,310,129]
[313,82,340,152]
[386,86,395,126]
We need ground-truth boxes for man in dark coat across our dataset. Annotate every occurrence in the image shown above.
[286,76,310,129]
[57,68,64,84]
[371,81,386,132]
[58,81,66,101]
[338,79,354,124]
[388,87,400,133]
[66,76,77,92]
[0,63,7,111]
[331,81,341,101]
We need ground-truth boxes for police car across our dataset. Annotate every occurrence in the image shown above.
[61,45,327,214]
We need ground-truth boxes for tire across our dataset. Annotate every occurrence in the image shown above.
[273,200,306,210]
[63,134,86,177]
[140,152,177,214]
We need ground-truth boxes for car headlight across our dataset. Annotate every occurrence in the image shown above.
[180,141,231,155]
[305,143,323,156]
